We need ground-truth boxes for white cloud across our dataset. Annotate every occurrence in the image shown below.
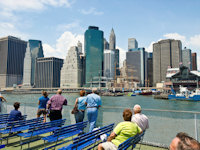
[116,46,127,67]
[145,41,155,53]
[189,35,200,48]
[43,31,84,59]
[163,33,186,43]
[80,7,104,15]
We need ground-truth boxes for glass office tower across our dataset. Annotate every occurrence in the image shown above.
[84,26,104,87]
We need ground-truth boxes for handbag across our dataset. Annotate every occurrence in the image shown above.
[71,105,79,114]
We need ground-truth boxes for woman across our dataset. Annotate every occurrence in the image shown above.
[37,91,49,122]
[74,90,86,123]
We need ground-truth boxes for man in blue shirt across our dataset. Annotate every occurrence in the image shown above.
[9,102,22,121]
[85,88,102,132]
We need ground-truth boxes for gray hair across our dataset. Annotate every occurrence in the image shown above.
[133,104,141,113]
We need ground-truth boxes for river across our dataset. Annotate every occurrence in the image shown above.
[1,93,200,146]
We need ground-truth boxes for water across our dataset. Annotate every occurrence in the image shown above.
[1,93,200,146]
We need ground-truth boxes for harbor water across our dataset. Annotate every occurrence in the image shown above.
[1,93,200,147]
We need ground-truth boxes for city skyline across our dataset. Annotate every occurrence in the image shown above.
[0,0,200,68]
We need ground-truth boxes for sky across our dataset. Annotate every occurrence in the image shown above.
[0,0,200,68]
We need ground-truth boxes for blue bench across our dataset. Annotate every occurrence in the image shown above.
[59,123,114,150]
[0,144,5,149]
[0,117,44,144]
[118,131,145,150]
[18,119,66,149]
[43,121,88,150]
[0,115,27,127]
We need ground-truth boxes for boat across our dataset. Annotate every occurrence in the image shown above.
[127,92,136,96]
[168,86,200,101]
[139,90,152,95]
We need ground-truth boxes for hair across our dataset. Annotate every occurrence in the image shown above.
[13,102,20,110]
[42,91,48,97]
[176,132,200,150]
[123,108,132,121]
[133,104,141,113]
[57,89,62,94]
[80,90,86,96]
[92,88,98,93]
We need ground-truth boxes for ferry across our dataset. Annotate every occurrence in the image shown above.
[168,86,200,101]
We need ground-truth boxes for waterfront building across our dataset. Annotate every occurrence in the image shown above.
[35,57,63,88]
[192,52,197,70]
[22,43,32,88]
[84,26,104,87]
[153,39,182,86]
[126,47,147,86]
[0,36,27,88]
[77,41,82,54]
[128,38,138,51]
[80,54,86,86]
[147,53,153,87]
[109,28,116,50]
[104,50,115,79]
[182,47,192,70]
[60,46,82,88]
[104,38,109,50]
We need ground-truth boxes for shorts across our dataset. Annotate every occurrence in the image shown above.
[37,109,47,115]
[101,142,117,150]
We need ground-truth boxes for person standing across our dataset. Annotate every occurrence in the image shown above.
[37,91,49,122]
[9,102,22,121]
[47,89,67,121]
[85,88,102,132]
[0,93,7,113]
[131,104,149,131]
[73,90,87,123]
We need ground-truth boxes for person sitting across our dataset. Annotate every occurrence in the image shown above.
[37,91,49,122]
[131,104,149,131]
[73,90,87,123]
[169,132,200,150]
[98,108,142,150]
[9,102,22,121]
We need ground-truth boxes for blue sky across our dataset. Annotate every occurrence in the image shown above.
[0,0,200,67]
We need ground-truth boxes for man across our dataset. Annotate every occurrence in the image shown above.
[85,88,101,132]
[169,132,200,150]
[98,108,142,150]
[9,102,22,121]
[47,89,67,121]
[0,93,7,113]
[131,104,149,131]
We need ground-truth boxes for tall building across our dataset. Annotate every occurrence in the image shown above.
[60,46,82,88]
[147,53,153,87]
[192,53,197,70]
[84,26,104,86]
[153,39,182,86]
[77,41,82,54]
[109,28,116,50]
[29,40,44,86]
[35,57,63,88]
[104,50,115,79]
[126,48,147,86]
[0,36,27,88]
[182,47,192,70]
[114,49,120,76]
[128,38,138,50]
[22,43,32,87]
[104,38,109,50]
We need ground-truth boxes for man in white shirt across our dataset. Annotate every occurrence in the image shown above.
[131,104,149,131]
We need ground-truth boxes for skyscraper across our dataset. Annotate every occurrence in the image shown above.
[22,43,32,87]
[128,38,138,50]
[192,53,197,70]
[0,36,27,88]
[182,47,192,70]
[147,53,153,87]
[104,38,109,50]
[85,26,104,87]
[60,46,82,88]
[153,39,182,85]
[109,28,116,50]
[126,48,147,86]
[29,40,44,86]
[104,50,115,79]
[77,41,82,54]
[35,57,63,88]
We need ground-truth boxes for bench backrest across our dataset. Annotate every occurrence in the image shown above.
[0,115,27,123]
[118,131,145,150]
[53,121,88,136]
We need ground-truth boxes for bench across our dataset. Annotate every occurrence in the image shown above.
[43,121,88,150]
[18,119,66,149]
[0,115,27,128]
[118,131,145,150]
[59,123,114,150]
[0,117,44,144]
[0,144,5,149]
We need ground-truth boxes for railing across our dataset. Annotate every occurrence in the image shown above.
[1,101,200,148]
